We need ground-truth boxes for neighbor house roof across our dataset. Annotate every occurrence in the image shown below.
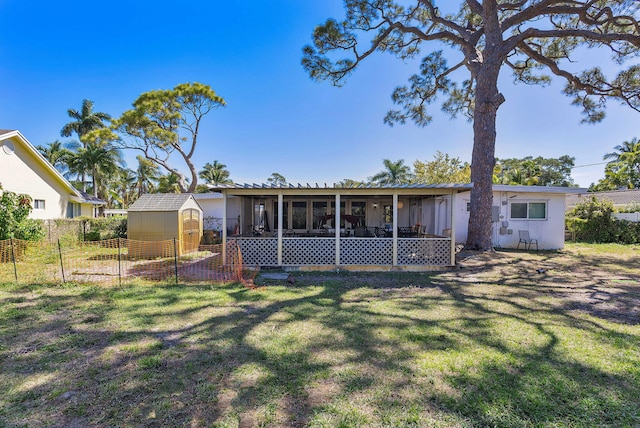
[128,193,203,212]
[0,129,104,205]
[566,189,640,208]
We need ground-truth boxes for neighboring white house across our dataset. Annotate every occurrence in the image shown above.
[0,129,104,219]
[454,185,584,250]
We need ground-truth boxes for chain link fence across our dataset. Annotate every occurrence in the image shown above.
[0,238,247,286]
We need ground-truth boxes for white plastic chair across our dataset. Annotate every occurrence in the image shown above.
[517,230,538,251]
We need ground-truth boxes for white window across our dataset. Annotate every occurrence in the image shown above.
[510,201,547,220]
[33,199,45,210]
[66,202,81,218]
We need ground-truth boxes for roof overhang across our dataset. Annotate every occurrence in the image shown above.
[206,183,473,197]
[492,185,587,195]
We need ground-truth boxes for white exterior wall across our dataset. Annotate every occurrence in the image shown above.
[1,135,72,219]
[454,191,568,250]
[193,194,241,230]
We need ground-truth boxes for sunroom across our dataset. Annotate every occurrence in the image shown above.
[208,183,472,270]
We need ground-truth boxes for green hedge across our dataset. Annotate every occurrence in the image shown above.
[566,196,640,244]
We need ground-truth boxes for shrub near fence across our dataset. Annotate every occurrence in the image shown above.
[0,238,246,286]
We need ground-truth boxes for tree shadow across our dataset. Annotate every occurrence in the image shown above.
[2,257,640,426]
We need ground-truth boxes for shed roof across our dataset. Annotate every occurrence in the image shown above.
[128,193,202,212]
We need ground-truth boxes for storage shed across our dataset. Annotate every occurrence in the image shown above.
[127,194,203,257]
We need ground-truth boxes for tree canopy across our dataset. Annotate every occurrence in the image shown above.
[494,155,575,187]
[414,151,471,184]
[113,82,226,193]
[303,1,640,250]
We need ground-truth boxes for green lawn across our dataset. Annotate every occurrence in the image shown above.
[1,243,639,427]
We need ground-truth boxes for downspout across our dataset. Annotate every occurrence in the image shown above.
[277,193,283,266]
[392,193,398,266]
[450,190,456,266]
[222,191,228,265]
[335,193,341,266]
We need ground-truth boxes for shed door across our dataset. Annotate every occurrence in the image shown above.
[183,209,200,253]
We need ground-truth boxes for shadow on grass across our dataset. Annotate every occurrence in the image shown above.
[1,263,639,427]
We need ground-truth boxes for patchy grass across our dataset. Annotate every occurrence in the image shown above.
[1,243,639,427]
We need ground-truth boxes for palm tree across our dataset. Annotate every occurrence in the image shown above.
[61,99,112,190]
[35,140,74,174]
[134,156,161,196]
[67,140,123,198]
[369,159,412,185]
[157,173,183,193]
[61,99,111,146]
[199,161,233,185]
[603,138,640,189]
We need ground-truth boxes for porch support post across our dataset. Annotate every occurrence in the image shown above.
[277,193,283,266]
[335,193,341,266]
[450,190,456,266]
[222,191,228,265]
[392,193,398,266]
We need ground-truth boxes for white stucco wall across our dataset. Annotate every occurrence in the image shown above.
[0,136,72,219]
[193,193,241,230]
[454,191,568,250]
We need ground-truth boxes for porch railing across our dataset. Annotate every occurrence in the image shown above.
[232,237,452,267]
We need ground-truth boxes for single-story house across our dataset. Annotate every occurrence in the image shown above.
[203,183,584,270]
[0,129,104,219]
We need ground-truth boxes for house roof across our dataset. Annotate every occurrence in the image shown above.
[208,182,474,190]
[205,182,584,197]
[0,129,105,205]
[128,193,203,212]
[566,189,640,207]
[492,185,586,194]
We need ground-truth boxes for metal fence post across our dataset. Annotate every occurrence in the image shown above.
[117,238,122,287]
[10,238,18,284]
[173,237,178,286]
[58,239,66,284]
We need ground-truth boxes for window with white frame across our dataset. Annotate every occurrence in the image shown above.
[510,201,547,220]
[33,199,45,210]
[66,202,81,218]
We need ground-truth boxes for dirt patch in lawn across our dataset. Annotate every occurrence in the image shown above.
[280,245,640,326]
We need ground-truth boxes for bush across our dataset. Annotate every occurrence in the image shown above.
[567,196,640,244]
[0,186,44,241]
[78,216,127,241]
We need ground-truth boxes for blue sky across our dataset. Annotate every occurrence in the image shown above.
[1,0,637,188]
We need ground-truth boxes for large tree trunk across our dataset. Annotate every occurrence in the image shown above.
[466,3,504,251]
[467,81,500,250]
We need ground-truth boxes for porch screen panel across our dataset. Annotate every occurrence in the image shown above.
[313,202,328,229]
[274,201,289,230]
[292,202,307,230]
[351,201,366,227]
